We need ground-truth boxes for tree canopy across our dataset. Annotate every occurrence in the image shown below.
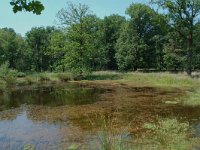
[2,1,200,76]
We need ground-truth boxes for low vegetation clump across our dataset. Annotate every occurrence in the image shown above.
[57,73,72,82]
[0,63,18,85]
[183,89,200,106]
[38,73,51,82]
[97,118,199,150]
[25,76,35,85]
[141,118,199,150]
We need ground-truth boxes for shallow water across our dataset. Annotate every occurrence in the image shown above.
[0,82,200,149]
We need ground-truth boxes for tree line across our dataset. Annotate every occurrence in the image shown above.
[1,1,200,76]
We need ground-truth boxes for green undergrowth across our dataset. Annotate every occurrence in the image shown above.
[121,72,198,88]
[96,117,199,150]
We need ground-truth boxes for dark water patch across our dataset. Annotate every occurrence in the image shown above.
[0,83,105,111]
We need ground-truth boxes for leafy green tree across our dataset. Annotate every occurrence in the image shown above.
[116,23,147,71]
[10,0,44,14]
[49,29,67,72]
[126,3,168,69]
[152,0,200,75]
[56,2,91,76]
[0,28,26,70]
[26,26,55,72]
[163,32,186,71]
[100,14,126,70]
[57,3,106,76]
[193,23,200,69]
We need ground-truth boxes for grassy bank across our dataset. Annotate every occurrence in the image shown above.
[0,71,200,106]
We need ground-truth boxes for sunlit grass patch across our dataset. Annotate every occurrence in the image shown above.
[183,89,200,106]
[121,72,198,88]
[57,72,73,82]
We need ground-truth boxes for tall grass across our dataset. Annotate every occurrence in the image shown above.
[91,114,133,150]
[122,72,197,88]
[183,89,200,106]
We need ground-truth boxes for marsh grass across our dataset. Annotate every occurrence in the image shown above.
[140,118,199,150]
[38,73,51,82]
[122,72,197,88]
[85,71,122,81]
[90,113,199,150]
[183,89,200,106]
[89,113,133,150]
[57,72,73,82]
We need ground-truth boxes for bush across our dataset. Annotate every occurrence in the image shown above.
[17,72,26,78]
[0,63,18,85]
[38,73,50,82]
[57,73,72,82]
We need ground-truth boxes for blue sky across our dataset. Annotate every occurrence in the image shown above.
[0,0,149,36]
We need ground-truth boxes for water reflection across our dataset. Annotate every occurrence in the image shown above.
[0,83,104,111]
[0,109,63,149]
[0,83,105,149]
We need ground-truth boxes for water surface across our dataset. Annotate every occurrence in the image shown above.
[0,82,200,149]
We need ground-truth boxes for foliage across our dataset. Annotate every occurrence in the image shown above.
[3,1,200,75]
[0,62,18,85]
[38,73,51,82]
[10,0,44,15]
[116,22,146,71]
[152,0,200,75]
[26,26,56,72]
[57,3,106,76]
[0,28,26,71]
[100,14,126,70]
[57,73,72,82]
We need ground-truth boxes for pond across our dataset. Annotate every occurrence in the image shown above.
[0,82,200,149]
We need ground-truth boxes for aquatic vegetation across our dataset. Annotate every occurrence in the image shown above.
[96,114,132,150]
[141,118,198,150]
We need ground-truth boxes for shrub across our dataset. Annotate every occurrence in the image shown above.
[17,72,26,78]
[38,73,50,82]
[0,62,18,85]
[57,73,72,82]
